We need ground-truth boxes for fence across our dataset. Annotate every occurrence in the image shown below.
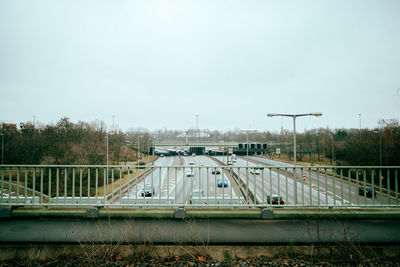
[1,165,399,208]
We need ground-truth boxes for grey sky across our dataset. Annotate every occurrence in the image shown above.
[1,0,399,133]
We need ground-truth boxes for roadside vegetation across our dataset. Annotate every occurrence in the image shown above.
[1,117,399,196]
[0,117,156,197]
[1,244,399,266]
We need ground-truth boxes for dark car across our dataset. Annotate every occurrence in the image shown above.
[358,186,375,198]
[267,195,285,205]
[141,184,154,197]
[211,168,221,175]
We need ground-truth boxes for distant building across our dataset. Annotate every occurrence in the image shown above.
[0,123,17,129]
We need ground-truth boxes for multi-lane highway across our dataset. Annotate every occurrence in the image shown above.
[122,155,242,205]
[244,155,394,206]
[119,154,393,207]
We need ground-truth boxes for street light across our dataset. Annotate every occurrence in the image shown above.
[1,133,4,165]
[328,133,335,165]
[105,134,109,197]
[147,138,152,157]
[267,113,322,165]
[137,135,143,160]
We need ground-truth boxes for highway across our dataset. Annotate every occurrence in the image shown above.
[243,155,393,206]
[122,155,242,205]
[116,154,395,207]
[214,156,342,205]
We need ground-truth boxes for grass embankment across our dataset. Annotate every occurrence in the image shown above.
[1,156,158,198]
[97,156,157,197]
[262,153,333,166]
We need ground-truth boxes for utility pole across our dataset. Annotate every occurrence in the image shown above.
[106,134,109,196]
[137,135,141,160]
[1,133,4,165]
[112,115,115,133]
[196,114,199,143]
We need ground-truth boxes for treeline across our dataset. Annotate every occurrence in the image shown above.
[1,117,130,165]
[274,119,400,167]
[2,117,399,167]
[150,119,400,166]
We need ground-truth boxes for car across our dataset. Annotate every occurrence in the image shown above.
[183,152,187,156]
[188,162,195,166]
[186,170,195,177]
[141,184,154,197]
[267,194,284,205]
[217,177,228,187]
[192,153,196,157]
[358,186,375,198]
[160,154,164,157]
[250,167,263,175]
[211,168,221,175]
[227,160,233,165]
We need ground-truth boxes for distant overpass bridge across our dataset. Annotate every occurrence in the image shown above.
[153,142,239,147]
[153,142,269,155]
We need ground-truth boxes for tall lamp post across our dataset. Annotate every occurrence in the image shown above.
[267,113,322,166]
[137,135,142,160]
[1,133,4,165]
[105,134,109,197]
[328,133,335,165]
[147,138,151,157]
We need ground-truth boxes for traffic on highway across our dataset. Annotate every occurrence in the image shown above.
[116,154,396,207]
[1,154,397,208]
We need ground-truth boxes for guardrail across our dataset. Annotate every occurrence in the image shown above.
[1,165,399,208]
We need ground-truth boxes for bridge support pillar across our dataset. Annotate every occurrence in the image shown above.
[87,208,99,219]
[174,208,186,219]
[261,208,273,219]
[0,207,12,218]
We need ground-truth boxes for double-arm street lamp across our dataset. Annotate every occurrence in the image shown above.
[267,113,322,165]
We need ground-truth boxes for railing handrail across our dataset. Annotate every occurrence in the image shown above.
[1,164,399,208]
[1,164,400,169]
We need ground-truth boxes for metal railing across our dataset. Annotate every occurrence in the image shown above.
[1,165,399,208]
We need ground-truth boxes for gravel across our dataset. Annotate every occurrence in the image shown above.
[1,255,400,267]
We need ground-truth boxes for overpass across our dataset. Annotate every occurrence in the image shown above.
[1,159,400,247]
[153,141,269,155]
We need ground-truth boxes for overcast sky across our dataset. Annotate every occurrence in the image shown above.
[1,0,399,133]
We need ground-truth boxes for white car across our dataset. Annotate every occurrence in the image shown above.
[250,167,263,175]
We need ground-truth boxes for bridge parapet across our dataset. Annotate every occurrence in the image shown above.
[1,164,399,209]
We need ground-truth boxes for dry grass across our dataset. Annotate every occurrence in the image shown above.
[263,153,332,166]
[1,156,158,198]
[97,156,157,197]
